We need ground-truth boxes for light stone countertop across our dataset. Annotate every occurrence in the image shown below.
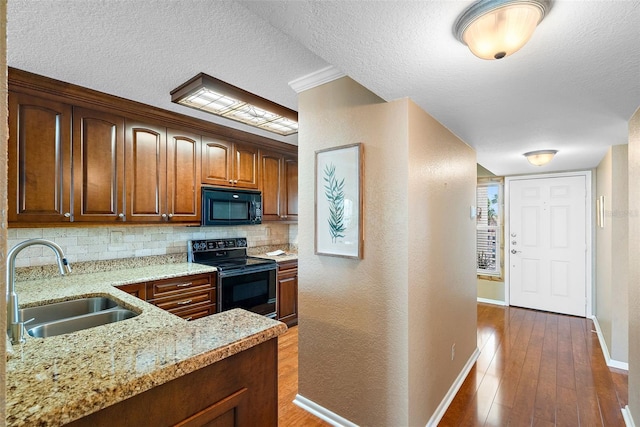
[252,252,298,263]
[6,263,287,426]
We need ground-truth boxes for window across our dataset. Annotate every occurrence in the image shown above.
[477,180,503,277]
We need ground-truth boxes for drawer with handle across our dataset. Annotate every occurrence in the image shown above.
[152,289,214,312]
[148,273,213,299]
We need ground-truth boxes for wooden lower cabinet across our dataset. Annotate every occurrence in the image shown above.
[277,260,298,327]
[116,273,216,320]
[67,338,278,427]
[116,282,146,300]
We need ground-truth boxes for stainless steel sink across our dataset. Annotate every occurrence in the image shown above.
[19,297,119,324]
[18,297,139,338]
[27,309,138,338]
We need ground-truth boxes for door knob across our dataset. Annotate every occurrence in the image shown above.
[511,249,521,254]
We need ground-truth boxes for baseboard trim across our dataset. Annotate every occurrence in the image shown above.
[623,405,637,427]
[426,347,481,427]
[477,297,507,306]
[293,394,359,427]
[590,316,629,371]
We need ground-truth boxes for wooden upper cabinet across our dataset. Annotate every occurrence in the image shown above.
[8,92,72,223]
[259,151,298,221]
[233,143,259,189]
[125,121,167,222]
[260,152,283,221]
[202,137,258,189]
[284,156,298,221]
[166,129,201,222]
[201,138,232,186]
[72,107,125,222]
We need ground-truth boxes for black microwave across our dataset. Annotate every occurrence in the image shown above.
[201,187,262,226]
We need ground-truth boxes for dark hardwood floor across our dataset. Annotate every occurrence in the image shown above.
[440,303,628,426]
[278,304,628,426]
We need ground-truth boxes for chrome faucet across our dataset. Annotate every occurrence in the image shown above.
[6,239,72,344]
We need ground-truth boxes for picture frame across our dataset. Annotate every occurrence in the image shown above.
[315,143,364,259]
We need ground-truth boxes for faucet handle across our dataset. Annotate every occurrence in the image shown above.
[62,258,72,274]
[11,318,35,345]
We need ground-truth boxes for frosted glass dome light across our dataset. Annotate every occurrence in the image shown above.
[454,0,551,60]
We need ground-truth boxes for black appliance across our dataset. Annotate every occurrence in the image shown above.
[201,187,262,226]
[188,238,277,318]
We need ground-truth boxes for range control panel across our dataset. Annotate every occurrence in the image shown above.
[188,238,248,253]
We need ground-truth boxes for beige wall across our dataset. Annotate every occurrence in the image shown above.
[629,107,640,421]
[596,145,629,363]
[406,101,477,425]
[297,76,476,425]
[1,0,8,420]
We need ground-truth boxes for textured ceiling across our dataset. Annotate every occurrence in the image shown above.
[7,1,640,175]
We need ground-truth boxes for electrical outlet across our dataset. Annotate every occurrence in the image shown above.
[451,343,456,361]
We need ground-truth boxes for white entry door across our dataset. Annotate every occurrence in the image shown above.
[509,175,587,317]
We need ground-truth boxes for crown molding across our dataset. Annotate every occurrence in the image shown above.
[288,66,346,93]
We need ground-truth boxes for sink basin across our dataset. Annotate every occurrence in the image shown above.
[18,296,139,338]
[27,309,138,338]
[19,297,119,324]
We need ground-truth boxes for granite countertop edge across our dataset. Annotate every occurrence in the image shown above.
[6,262,288,426]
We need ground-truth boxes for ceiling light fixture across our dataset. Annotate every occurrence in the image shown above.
[454,0,551,60]
[524,149,557,166]
[171,73,298,136]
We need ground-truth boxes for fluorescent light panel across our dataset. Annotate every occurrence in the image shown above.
[171,73,298,136]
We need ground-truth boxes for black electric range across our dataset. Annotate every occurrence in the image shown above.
[187,238,277,318]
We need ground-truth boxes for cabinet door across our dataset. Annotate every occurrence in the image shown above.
[277,261,298,327]
[167,129,201,222]
[259,151,283,221]
[116,282,146,300]
[73,107,125,222]
[284,156,298,221]
[125,121,167,222]
[201,137,232,186]
[8,92,72,223]
[233,143,259,189]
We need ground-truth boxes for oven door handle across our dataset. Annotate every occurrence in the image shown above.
[217,263,276,278]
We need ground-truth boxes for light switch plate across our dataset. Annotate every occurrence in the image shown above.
[470,205,477,219]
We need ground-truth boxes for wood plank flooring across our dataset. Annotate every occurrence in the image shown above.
[278,325,330,427]
[440,303,628,426]
[277,304,628,426]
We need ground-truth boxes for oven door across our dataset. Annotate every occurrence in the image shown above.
[218,264,277,318]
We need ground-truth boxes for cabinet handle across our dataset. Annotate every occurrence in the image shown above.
[229,180,233,184]
[176,282,192,288]
[118,213,125,219]
[177,299,193,305]
[185,317,193,321]
[233,180,238,184]
[168,213,174,219]
[161,213,167,219]
[64,212,71,218]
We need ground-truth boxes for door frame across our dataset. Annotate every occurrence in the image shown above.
[504,170,593,317]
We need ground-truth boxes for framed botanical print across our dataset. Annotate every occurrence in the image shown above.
[314,143,363,259]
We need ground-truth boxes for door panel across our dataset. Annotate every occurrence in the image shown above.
[509,175,587,316]
[8,93,72,222]
[202,138,232,186]
[167,129,200,222]
[73,107,125,221]
[126,122,166,221]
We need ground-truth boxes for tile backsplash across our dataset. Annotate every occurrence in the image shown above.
[8,223,298,268]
